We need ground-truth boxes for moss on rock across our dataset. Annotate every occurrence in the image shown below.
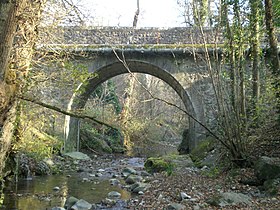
[144,157,173,174]
[144,154,193,174]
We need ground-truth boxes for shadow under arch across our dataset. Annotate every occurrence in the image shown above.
[64,60,198,153]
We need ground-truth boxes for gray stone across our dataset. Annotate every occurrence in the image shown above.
[180,192,191,200]
[122,167,137,177]
[64,196,79,209]
[140,171,151,177]
[148,155,194,172]
[167,203,186,210]
[102,198,117,206]
[138,191,144,195]
[254,156,280,181]
[201,149,219,167]
[53,186,60,191]
[107,191,121,199]
[130,182,150,193]
[109,178,120,185]
[125,174,143,184]
[64,152,90,160]
[70,199,92,210]
[82,178,90,182]
[219,192,251,207]
[263,178,280,195]
[51,207,66,210]
[44,158,55,166]
[170,155,194,170]
[95,173,102,177]
[35,161,51,175]
[193,205,200,210]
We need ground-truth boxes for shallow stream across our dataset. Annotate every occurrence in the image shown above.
[1,173,130,210]
[0,156,143,210]
[0,143,177,210]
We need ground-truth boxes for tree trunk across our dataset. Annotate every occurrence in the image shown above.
[221,0,237,109]
[0,0,45,177]
[264,0,280,122]
[0,0,20,177]
[133,0,140,28]
[250,0,261,120]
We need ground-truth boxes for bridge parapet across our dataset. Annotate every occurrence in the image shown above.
[39,26,224,45]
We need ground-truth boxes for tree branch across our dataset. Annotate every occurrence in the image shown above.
[112,48,224,146]
[17,95,118,131]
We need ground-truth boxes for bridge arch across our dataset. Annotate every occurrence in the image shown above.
[64,60,198,153]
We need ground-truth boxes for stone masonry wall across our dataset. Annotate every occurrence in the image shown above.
[39,27,223,45]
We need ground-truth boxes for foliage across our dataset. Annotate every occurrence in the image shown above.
[80,120,124,153]
[63,61,94,88]
[12,100,64,161]
[91,80,122,114]
[272,0,280,27]
[13,128,63,161]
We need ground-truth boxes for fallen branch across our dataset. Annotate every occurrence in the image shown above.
[17,95,118,131]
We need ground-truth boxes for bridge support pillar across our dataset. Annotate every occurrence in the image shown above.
[64,116,80,152]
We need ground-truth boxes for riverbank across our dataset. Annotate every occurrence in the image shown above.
[1,151,279,210]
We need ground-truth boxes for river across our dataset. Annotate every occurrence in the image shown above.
[0,140,178,210]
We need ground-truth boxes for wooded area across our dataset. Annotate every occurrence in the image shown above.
[0,0,279,209]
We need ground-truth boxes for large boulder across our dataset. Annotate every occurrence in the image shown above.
[51,208,66,210]
[64,152,90,160]
[130,182,150,193]
[167,203,186,210]
[64,196,79,209]
[125,174,143,184]
[263,178,280,195]
[144,157,172,173]
[121,167,137,177]
[164,154,194,171]
[144,155,193,174]
[207,192,252,207]
[35,160,51,175]
[254,156,280,181]
[189,137,216,167]
[70,199,92,210]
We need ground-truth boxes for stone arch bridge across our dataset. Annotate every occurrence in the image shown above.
[44,27,220,153]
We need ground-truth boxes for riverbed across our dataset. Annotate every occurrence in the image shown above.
[0,156,147,210]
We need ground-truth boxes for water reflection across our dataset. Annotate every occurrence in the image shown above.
[0,173,130,210]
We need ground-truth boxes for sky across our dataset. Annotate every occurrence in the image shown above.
[77,0,185,28]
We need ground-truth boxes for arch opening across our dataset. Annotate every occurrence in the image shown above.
[64,60,198,153]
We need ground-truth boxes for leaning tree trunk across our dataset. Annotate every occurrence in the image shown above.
[0,0,21,178]
[0,0,45,177]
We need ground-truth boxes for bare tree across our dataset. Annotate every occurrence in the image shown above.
[133,0,140,28]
